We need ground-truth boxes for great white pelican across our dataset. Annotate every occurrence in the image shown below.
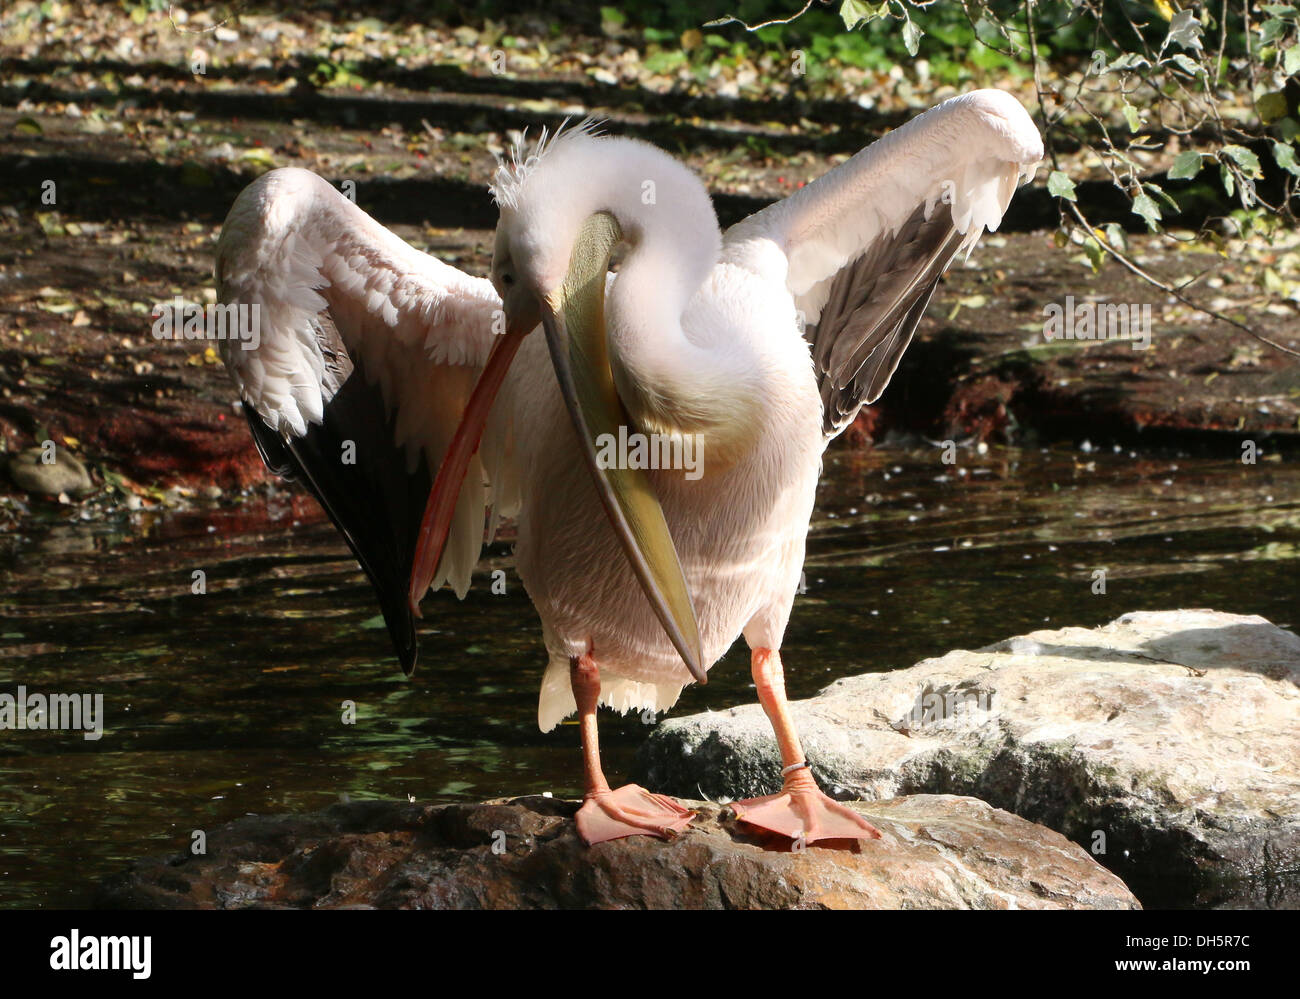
[216,90,1042,844]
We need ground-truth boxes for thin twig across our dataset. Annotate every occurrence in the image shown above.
[167,2,243,35]
[705,0,822,31]
[1025,0,1300,361]
[1066,201,1300,359]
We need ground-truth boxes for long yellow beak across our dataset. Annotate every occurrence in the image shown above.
[409,211,705,684]
[540,212,706,683]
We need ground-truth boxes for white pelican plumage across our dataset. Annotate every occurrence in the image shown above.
[216,90,1042,845]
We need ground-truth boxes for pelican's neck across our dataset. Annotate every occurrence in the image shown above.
[597,171,732,440]
[510,130,763,448]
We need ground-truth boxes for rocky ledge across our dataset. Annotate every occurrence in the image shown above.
[96,793,1135,910]
[635,610,1300,908]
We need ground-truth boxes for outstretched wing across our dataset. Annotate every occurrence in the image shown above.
[724,89,1043,437]
[215,167,510,672]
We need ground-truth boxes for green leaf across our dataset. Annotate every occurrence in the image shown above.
[14,117,42,135]
[1047,170,1077,201]
[840,0,888,31]
[1166,9,1204,51]
[1131,192,1162,229]
[1166,53,1205,76]
[1104,222,1128,254]
[1084,236,1105,272]
[1257,91,1289,124]
[1222,144,1263,177]
[1168,150,1203,179]
[973,16,1002,46]
[35,212,65,236]
[1272,140,1300,176]
[1144,182,1180,212]
[1259,18,1287,45]
[1286,45,1300,76]
[1280,117,1300,141]
[902,19,923,57]
[1107,52,1149,72]
[1122,102,1141,131]
[1220,165,1235,198]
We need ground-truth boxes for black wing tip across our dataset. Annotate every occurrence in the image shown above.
[240,401,297,480]
[380,592,421,676]
[238,339,432,679]
[394,625,419,676]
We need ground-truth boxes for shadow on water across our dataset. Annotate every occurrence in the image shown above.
[0,442,1297,908]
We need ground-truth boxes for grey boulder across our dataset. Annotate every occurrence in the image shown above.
[635,610,1300,908]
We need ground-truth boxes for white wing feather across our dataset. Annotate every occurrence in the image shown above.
[722,89,1042,436]
[725,88,1043,328]
[215,167,507,599]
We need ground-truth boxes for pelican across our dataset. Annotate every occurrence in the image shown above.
[216,90,1041,845]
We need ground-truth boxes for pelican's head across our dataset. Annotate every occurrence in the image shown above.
[418,122,705,682]
[489,121,718,326]
[488,214,543,340]
[489,122,601,329]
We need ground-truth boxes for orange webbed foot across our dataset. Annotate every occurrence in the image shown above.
[575,784,695,845]
[731,768,881,845]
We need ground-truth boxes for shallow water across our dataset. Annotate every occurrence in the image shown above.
[1,442,1297,908]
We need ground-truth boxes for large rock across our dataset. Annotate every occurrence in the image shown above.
[96,795,1136,910]
[635,610,1300,908]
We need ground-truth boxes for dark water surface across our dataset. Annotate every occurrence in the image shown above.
[1,443,1296,908]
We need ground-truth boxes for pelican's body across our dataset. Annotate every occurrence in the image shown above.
[216,90,1042,843]
[506,256,821,727]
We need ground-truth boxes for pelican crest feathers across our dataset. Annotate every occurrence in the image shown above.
[490,117,606,210]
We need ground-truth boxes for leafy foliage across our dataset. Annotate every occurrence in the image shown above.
[707,2,1299,244]
[697,0,1299,354]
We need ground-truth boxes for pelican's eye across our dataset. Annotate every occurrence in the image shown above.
[501,272,515,287]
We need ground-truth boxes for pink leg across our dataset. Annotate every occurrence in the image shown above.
[731,648,881,845]
[571,654,695,845]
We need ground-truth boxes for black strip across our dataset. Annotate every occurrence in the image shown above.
[241,315,433,674]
